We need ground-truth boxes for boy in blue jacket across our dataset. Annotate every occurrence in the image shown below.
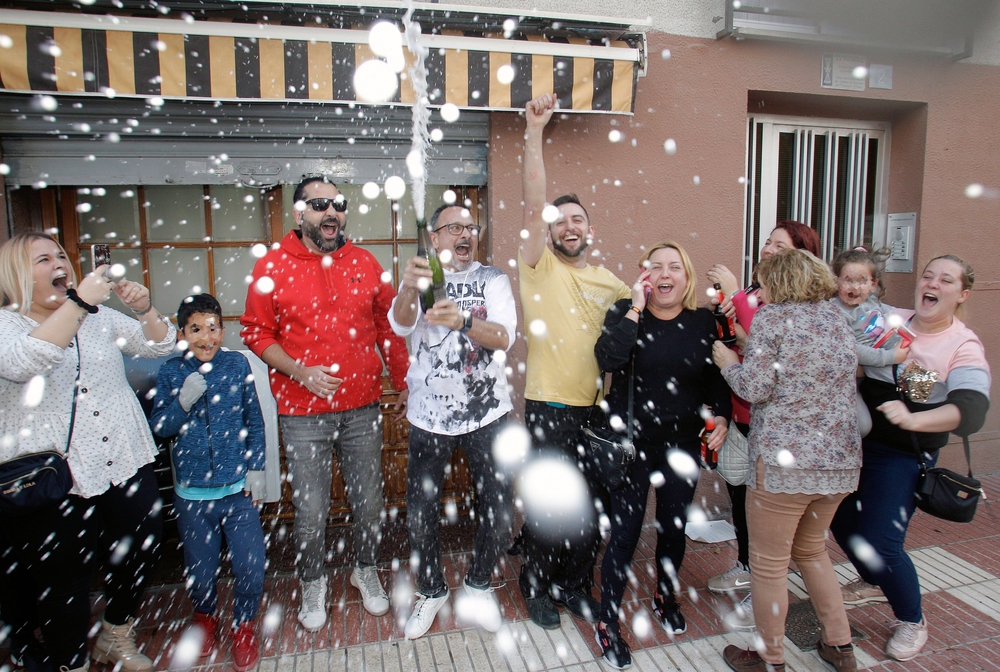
[152,294,266,671]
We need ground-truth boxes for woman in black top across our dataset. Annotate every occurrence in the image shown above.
[593,242,732,669]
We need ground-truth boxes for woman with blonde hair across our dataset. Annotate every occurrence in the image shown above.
[0,232,175,672]
[593,242,732,668]
[713,249,860,672]
[831,254,990,662]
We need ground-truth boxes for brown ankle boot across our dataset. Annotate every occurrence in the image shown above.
[817,640,857,672]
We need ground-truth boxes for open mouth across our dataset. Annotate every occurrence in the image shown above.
[656,282,674,295]
[921,292,939,308]
[320,217,341,239]
[52,273,69,292]
[454,241,472,258]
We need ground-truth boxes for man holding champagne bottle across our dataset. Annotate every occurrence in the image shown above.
[390,203,517,639]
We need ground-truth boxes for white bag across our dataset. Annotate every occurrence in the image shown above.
[716,423,750,486]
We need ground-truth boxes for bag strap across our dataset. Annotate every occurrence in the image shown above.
[65,335,81,455]
[593,313,637,441]
[892,362,975,479]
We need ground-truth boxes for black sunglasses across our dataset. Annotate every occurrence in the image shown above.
[304,197,348,213]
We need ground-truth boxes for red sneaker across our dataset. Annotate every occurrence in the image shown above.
[231,622,261,672]
[191,611,219,658]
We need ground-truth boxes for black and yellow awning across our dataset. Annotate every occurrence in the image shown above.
[0,9,639,113]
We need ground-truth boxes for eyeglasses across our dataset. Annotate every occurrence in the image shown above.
[433,223,482,236]
[303,197,348,213]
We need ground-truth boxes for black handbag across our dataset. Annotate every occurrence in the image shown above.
[915,436,982,523]
[579,341,637,491]
[0,336,79,517]
[892,363,983,523]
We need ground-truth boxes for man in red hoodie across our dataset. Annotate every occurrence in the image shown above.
[241,176,409,631]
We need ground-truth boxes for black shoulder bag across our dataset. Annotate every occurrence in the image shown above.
[579,332,638,491]
[893,363,983,524]
[0,336,80,517]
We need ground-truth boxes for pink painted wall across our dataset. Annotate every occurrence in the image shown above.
[484,34,1000,471]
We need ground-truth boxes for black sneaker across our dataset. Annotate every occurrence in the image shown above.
[525,593,561,629]
[10,639,53,672]
[551,585,600,622]
[596,622,632,669]
[652,592,687,635]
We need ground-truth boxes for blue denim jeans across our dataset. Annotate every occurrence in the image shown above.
[175,492,265,625]
[280,404,384,580]
[831,438,936,623]
[406,417,513,596]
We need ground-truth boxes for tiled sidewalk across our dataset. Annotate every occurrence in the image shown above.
[84,473,1000,671]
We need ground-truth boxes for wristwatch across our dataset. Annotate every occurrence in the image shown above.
[459,311,473,334]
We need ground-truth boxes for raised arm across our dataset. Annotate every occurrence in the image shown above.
[520,94,558,269]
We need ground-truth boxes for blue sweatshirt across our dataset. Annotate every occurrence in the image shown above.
[152,350,266,489]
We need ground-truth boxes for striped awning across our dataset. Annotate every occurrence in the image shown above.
[0,9,639,113]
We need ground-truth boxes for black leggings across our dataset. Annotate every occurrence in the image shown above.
[726,422,751,568]
[0,465,163,669]
[600,439,700,625]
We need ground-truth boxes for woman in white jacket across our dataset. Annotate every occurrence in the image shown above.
[0,232,175,672]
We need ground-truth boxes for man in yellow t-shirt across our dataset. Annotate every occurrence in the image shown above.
[516,94,630,630]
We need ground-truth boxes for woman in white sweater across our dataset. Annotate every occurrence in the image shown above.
[0,232,175,672]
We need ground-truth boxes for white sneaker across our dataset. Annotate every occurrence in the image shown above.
[722,592,756,631]
[298,576,328,632]
[841,578,888,606]
[886,618,928,661]
[404,591,449,640]
[455,580,502,632]
[351,566,390,616]
[708,562,752,593]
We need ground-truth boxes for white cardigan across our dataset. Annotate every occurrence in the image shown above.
[0,307,176,498]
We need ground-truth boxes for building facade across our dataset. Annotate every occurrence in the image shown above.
[1,0,996,496]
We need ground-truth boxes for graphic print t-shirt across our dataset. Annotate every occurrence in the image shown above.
[389,262,516,436]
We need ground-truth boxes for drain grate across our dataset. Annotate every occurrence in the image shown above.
[784,600,868,651]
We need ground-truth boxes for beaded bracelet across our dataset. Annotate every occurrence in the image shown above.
[66,288,99,314]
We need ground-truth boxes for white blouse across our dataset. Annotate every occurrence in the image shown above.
[0,307,176,498]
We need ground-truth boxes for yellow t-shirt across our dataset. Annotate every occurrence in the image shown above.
[518,247,630,406]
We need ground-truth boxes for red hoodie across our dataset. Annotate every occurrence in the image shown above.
[241,231,408,416]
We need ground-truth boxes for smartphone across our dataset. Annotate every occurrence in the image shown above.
[91,244,111,272]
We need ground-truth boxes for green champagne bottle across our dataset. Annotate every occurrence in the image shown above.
[416,218,446,312]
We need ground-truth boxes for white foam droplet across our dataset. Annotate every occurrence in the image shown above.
[496,63,515,85]
[23,375,45,408]
[353,59,398,103]
[443,189,457,205]
[965,183,984,199]
[406,149,424,179]
[321,255,333,268]
[255,276,275,294]
[667,448,698,480]
[852,66,868,79]
[664,138,677,155]
[439,249,453,264]
[109,263,127,279]
[384,175,406,200]
[776,449,795,467]
[440,103,460,123]
[251,243,268,258]
[362,182,380,199]
[368,21,402,57]
[608,129,623,143]
[542,205,561,224]
[380,271,392,284]
[430,128,444,142]
[528,319,547,336]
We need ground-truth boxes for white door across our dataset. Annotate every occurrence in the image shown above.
[742,115,889,285]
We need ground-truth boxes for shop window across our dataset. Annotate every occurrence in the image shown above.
[61,183,483,349]
[743,116,888,285]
